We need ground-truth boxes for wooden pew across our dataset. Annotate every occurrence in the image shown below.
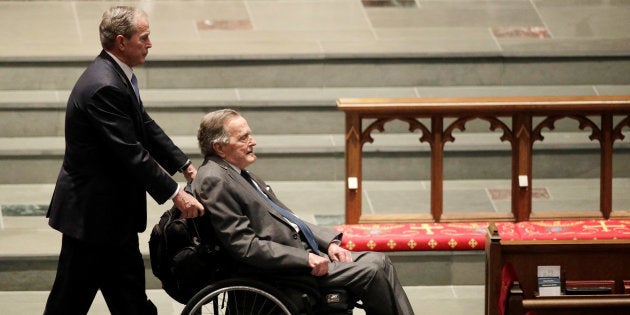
[506,281,630,315]
[485,223,630,315]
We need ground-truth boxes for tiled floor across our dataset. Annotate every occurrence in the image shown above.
[0,285,486,315]
[1,0,629,59]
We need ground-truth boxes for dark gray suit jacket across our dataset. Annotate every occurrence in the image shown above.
[192,155,341,272]
[47,50,188,244]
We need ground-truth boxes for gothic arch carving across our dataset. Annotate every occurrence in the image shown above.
[533,115,601,143]
[443,116,513,144]
[361,117,431,146]
[613,115,630,143]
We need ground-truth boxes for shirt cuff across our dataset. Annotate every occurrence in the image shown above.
[178,160,192,173]
[168,184,180,201]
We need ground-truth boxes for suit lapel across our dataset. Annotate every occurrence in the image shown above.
[99,51,144,112]
[209,156,293,225]
[245,175,295,226]
[98,51,146,142]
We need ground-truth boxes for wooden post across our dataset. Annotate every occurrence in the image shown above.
[431,116,444,222]
[485,223,503,315]
[345,113,362,224]
[512,114,532,222]
[600,114,613,219]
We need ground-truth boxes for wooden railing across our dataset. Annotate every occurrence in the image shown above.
[337,96,630,224]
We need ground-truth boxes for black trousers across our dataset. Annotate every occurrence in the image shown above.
[44,234,156,315]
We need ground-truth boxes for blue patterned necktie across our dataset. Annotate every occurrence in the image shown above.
[241,170,322,255]
[131,74,141,102]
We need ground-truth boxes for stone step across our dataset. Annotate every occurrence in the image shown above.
[3,177,630,291]
[2,85,629,137]
[0,179,520,291]
[0,180,487,291]
[0,86,408,137]
[4,55,630,92]
[1,132,628,184]
[3,0,630,93]
[0,216,484,291]
[0,249,484,291]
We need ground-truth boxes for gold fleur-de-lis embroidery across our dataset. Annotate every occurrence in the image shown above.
[448,238,457,248]
[387,239,396,249]
[428,239,438,249]
[367,240,376,250]
[407,239,417,249]
[468,238,478,248]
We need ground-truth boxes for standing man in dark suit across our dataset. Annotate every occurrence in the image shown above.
[44,6,204,315]
[192,109,415,315]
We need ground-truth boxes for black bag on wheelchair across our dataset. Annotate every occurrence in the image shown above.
[148,187,230,304]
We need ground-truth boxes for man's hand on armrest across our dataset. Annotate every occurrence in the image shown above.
[172,188,204,218]
[327,242,353,263]
[308,253,329,277]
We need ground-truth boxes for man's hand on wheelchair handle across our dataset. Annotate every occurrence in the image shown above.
[172,188,204,219]
[308,253,329,276]
[182,164,197,183]
[327,243,353,263]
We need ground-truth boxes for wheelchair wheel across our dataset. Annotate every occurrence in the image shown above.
[181,278,301,315]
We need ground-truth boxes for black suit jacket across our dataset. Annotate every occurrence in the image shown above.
[192,155,341,273]
[47,50,188,244]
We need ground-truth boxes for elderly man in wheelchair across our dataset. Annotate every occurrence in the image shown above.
[151,109,414,315]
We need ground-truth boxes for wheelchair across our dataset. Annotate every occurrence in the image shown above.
[181,275,361,315]
[154,194,360,314]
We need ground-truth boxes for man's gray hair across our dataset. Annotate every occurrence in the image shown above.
[197,109,241,156]
[99,6,147,50]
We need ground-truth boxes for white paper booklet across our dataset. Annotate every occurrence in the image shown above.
[537,265,561,296]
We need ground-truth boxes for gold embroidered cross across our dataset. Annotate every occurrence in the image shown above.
[448,238,458,248]
[427,239,438,249]
[468,238,479,248]
[367,240,376,250]
[345,240,356,251]
[387,239,396,249]
[410,223,444,235]
[582,221,625,232]
[407,239,417,249]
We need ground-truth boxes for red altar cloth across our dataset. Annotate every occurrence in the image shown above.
[333,222,490,251]
[333,220,630,252]
[511,219,630,241]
